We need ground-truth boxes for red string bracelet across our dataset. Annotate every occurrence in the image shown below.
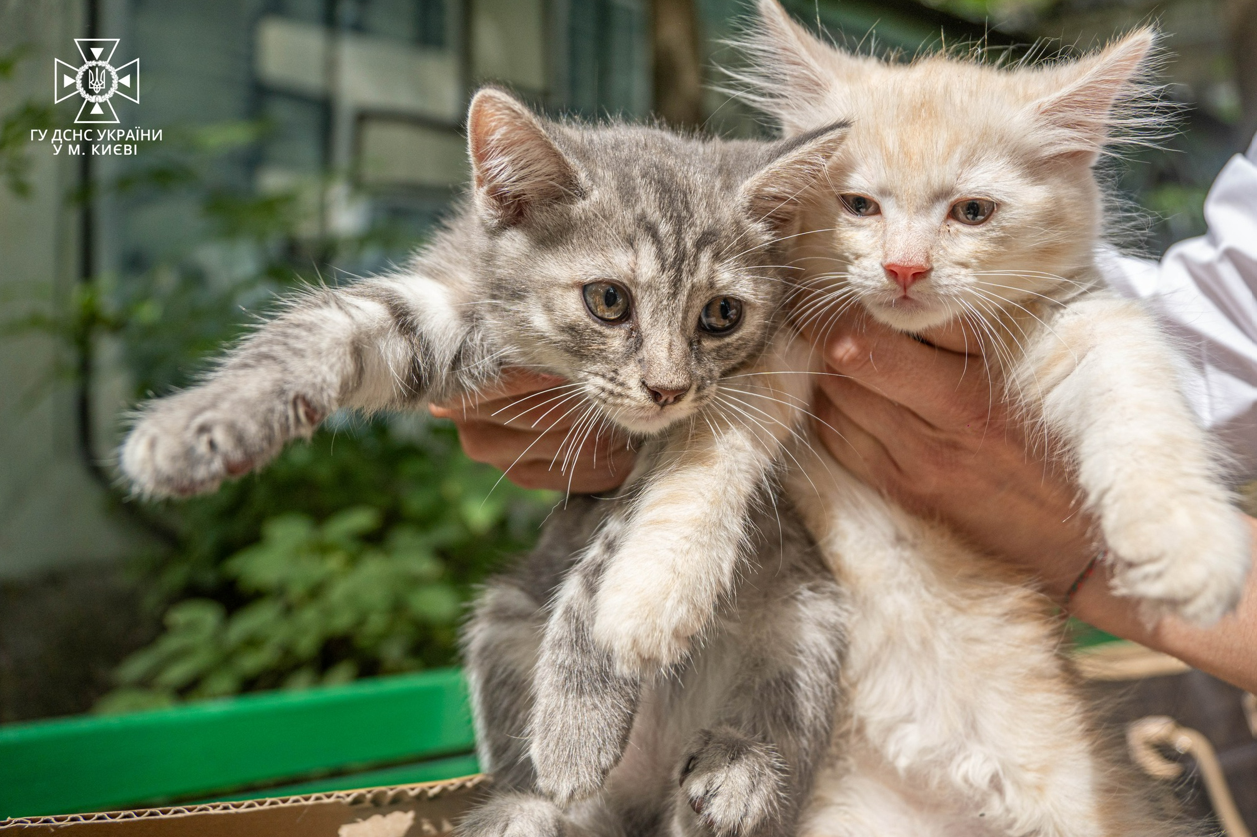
[1065,549,1106,606]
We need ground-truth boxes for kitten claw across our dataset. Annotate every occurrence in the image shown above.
[677,727,786,837]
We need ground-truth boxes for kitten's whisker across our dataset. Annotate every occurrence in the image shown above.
[554,402,600,476]
[490,382,587,421]
[968,285,1077,368]
[725,226,841,262]
[481,396,591,506]
[713,394,823,499]
[528,389,594,430]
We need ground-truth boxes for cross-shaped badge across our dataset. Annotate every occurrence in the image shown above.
[54,38,140,125]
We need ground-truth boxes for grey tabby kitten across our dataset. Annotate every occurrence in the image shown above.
[120,88,850,834]
[463,494,846,836]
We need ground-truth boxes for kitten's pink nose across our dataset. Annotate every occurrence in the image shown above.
[644,382,690,407]
[884,262,931,291]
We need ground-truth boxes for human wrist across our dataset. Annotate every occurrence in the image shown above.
[1064,558,1164,650]
[1066,516,1257,693]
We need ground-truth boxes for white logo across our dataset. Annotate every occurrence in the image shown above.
[54,39,139,124]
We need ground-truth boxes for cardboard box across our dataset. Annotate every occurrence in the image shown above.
[0,776,487,836]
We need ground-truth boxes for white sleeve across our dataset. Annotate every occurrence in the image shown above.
[1098,132,1257,485]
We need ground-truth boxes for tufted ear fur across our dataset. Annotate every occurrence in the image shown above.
[1030,28,1161,164]
[741,121,848,234]
[730,0,864,133]
[468,88,582,226]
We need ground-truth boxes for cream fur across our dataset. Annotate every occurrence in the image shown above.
[731,2,1246,833]
[591,330,818,673]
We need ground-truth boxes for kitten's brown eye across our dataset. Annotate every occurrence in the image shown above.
[583,281,630,323]
[699,296,743,334]
[839,194,880,217]
[950,198,996,225]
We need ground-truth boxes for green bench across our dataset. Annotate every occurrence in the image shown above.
[0,668,478,819]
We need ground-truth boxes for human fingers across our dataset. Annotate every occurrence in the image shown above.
[428,370,570,420]
[503,451,636,493]
[453,414,635,490]
[454,419,574,466]
[812,389,900,492]
[815,370,933,464]
[807,311,993,429]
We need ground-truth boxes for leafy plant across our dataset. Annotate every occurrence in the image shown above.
[97,458,547,714]
[0,46,58,199]
[0,95,552,711]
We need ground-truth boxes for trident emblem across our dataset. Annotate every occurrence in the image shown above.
[54,39,139,124]
[87,65,107,95]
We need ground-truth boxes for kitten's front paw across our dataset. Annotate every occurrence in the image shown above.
[121,388,318,498]
[1103,490,1251,625]
[677,727,786,836]
[592,546,709,675]
[457,793,565,837]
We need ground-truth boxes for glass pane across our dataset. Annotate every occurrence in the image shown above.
[471,0,548,91]
[357,119,468,189]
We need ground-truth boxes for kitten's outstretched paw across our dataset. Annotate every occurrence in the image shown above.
[121,388,319,498]
[592,547,709,675]
[1103,492,1251,626]
[456,794,566,837]
[677,727,786,836]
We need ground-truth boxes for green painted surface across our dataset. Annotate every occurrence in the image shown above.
[1069,619,1120,648]
[205,755,481,802]
[0,669,475,819]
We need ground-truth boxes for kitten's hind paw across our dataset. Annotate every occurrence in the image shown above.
[527,669,638,805]
[528,592,641,804]
[1104,491,1251,626]
[456,794,566,837]
[677,727,787,837]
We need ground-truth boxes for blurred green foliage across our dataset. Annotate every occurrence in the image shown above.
[94,419,549,714]
[0,47,56,198]
[86,125,551,711]
[1,71,551,711]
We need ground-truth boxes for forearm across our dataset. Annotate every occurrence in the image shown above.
[1070,514,1257,693]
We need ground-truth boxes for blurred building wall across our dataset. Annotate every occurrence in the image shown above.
[0,0,151,580]
[0,0,655,580]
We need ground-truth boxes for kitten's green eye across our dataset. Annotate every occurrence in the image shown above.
[699,296,743,334]
[950,198,996,225]
[583,281,631,323]
[839,194,880,217]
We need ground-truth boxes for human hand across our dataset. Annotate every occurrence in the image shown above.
[429,370,634,493]
[806,311,1097,599]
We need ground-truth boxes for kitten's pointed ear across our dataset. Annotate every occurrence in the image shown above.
[1031,28,1161,163]
[468,88,581,226]
[735,0,857,132]
[741,121,848,234]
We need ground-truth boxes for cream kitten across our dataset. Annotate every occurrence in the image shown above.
[705,2,1245,833]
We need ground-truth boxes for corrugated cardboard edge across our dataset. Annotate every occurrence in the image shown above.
[0,774,489,834]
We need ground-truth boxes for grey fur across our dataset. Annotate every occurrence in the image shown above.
[461,496,848,837]
[121,89,844,501]
[119,88,851,833]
